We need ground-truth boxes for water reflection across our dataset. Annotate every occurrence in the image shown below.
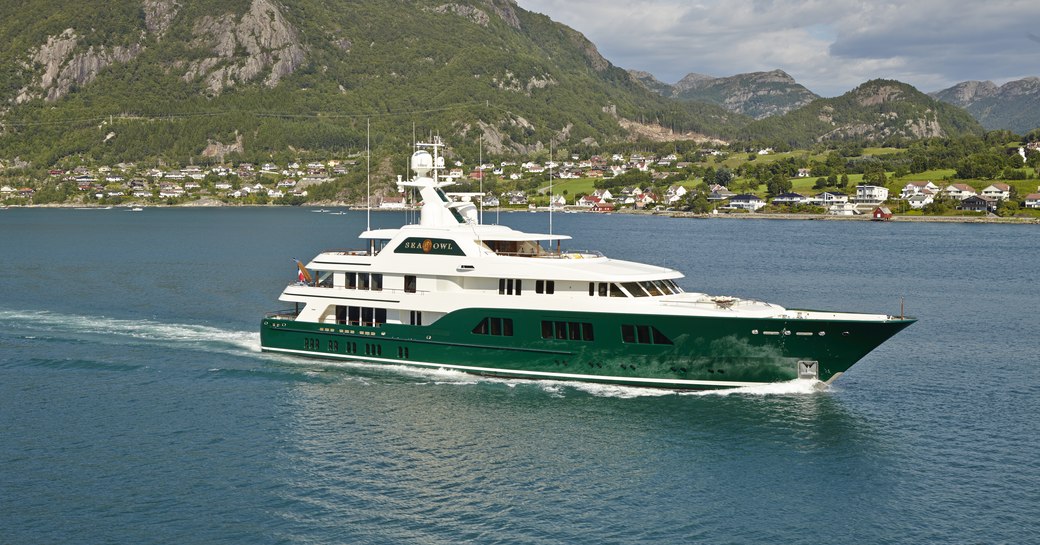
[267,365,891,543]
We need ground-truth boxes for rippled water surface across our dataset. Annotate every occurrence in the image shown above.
[2,208,1038,544]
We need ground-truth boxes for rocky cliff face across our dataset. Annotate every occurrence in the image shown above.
[181,0,306,95]
[143,0,181,38]
[16,29,142,104]
[12,0,305,104]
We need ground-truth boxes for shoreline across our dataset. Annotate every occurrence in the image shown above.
[7,202,1040,224]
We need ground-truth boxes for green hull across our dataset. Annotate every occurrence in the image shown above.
[260,307,914,389]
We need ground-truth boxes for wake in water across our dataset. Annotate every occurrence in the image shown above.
[312,357,825,398]
[0,308,825,397]
[0,308,259,356]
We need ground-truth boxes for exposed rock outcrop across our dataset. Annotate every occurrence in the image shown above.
[16,29,142,104]
[182,0,306,94]
[491,71,557,94]
[201,132,245,160]
[430,0,521,29]
[143,0,180,38]
[430,4,491,26]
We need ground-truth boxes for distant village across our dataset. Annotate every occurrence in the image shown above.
[2,143,1040,216]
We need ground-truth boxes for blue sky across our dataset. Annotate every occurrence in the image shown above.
[515,0,1040,96]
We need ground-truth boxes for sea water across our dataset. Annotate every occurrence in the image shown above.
[1,208,1038,544]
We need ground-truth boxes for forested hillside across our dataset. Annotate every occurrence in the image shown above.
[738,80,983,147]
[0,0,744,166]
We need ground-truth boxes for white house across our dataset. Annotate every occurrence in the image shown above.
[907,194,934,209]
[811,192,849,205]
[828,203,859,216]
[666,185,688,203]
[725,194,766,211]
[591,189,613,201]
[981,183,1011,201]
[577,195,602,207]
[1024,193,1040,209]
[901,181,939,199]
[855,185,889,205]
[380,196,406,209]
[944,184,977,200]
[771,192,808,206]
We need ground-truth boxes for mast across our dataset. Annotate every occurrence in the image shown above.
[549,139,553,236]
[478,133,483,225]
[366,118,371,232]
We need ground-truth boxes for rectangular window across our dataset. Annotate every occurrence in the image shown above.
[621,324,636,343]
[542,321,554,339]
[371,274,383,291]
[358,273,370,290]
[317,271,333,288]
[568,322,581,340]
[405,275,417,293]
[599,283,608,297]
[555,321,567,340]
[589,282,595,296]
[348,306,361,325]
[475,317,513,336]
[410,311,422,326]
[346,272,357,289]
[506,278,514,295]
[546,281,554,294]
[581,323,594,341]
[361,307,374,327]
[515,279,522,295]
[335,305,347,324]
[375,308,387,325]
[536,280,544,294]
[499,278,506,295]
[621,324,672,344]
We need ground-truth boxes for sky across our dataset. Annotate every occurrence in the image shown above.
[515,0,1040,97]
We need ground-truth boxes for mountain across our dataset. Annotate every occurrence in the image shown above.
[0,0,746,166]
[738,79,984,147]
[930,78,1040,134]
[630,69,819,119]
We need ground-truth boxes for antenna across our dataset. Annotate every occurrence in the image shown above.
[478,133,483,225]
[549,139,553,236]
[366,118,371,232]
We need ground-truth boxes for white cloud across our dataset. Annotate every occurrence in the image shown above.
[515,0,1040,96]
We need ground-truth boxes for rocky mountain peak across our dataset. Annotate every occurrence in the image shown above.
[673,72,715,93]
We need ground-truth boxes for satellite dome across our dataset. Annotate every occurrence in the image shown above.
[411,151,433,176]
